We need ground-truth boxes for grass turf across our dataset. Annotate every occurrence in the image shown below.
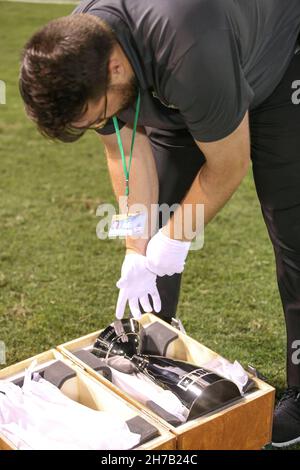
[0,0,293,447]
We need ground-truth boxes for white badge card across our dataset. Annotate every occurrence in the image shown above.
[108,212,146,238]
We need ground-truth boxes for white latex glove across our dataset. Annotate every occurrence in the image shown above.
[116,253,161,320]
[146,228,191,277]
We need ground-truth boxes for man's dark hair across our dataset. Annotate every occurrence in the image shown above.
[19,14,116,142]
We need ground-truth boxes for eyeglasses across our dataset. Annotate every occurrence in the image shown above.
[86,91,108,130]
[67,70,109,136]
[86,67,109,130]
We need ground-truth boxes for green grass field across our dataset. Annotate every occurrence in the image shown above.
[0,1,291,445]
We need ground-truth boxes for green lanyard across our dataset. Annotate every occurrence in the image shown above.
[112,90,141,206]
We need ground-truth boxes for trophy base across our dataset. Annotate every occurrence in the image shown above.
[188,379,241,420]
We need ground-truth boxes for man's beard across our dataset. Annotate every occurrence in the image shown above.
[108,75,138,115]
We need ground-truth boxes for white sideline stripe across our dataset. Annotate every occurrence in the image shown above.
[3,0,79,5]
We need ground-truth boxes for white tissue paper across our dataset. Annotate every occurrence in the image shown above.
[0,361,140,450]
[202,357,249,394]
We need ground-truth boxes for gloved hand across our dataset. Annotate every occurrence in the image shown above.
[116,253,161,320]
[146,228,191,277]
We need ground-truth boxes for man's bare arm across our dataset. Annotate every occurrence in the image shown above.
[101,125,158,254]
[163,112,251,240]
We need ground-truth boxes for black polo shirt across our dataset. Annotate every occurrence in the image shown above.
[72,0,300,142]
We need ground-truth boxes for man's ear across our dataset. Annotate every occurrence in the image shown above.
[107,46,126,83]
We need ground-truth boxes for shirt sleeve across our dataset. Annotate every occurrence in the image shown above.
[94,117,127,136]
[164,28,254,142]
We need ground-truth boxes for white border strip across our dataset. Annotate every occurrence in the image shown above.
[2,0,79,5]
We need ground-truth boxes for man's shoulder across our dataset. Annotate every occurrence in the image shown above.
[71,0,227,25]
[71,0,98,15]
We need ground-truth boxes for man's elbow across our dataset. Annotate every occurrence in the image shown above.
[224,151,251,187]
[237,151,251,177]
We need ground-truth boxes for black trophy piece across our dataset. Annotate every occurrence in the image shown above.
[92,319,242,420]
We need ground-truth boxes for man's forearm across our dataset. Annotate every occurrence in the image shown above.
[103,126,158,254]
[163,158,250,241]
[163,113,251,241]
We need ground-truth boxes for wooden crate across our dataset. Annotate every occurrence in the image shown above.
[0,349,175,450]
[58,313,275,450]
